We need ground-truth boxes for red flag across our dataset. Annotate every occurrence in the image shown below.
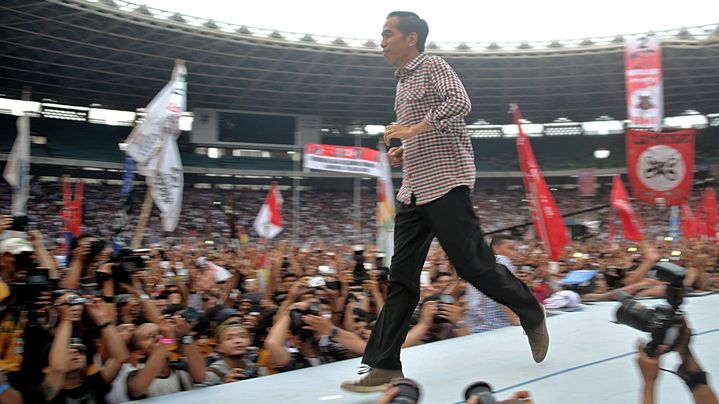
[702,189,717,238]
[610,176,644,241]
[62,177,84,238]
[607,209,616,245]
[512,104,568,260]
[680,202,699,239]
[625,129,695,206]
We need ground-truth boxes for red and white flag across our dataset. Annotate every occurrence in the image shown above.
[610,176,643,242]
[626,129,695,206]
[511,104,568,260]
[253,183,284,239]
[701,189,717,238]
[680,202,699,239]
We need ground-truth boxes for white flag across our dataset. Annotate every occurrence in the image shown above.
[126,61,186,177]
[3,116,30,216]
[254,184,284,239]
[376,145,395,266]
[152,135,183,232]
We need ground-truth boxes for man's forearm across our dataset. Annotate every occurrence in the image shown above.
[181,342,207,383]
[59,259,82,289]
[642,382,655,404]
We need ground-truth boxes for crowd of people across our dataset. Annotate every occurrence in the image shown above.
[0,180,717,403]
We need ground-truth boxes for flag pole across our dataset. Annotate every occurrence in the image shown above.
[131,183,154,249]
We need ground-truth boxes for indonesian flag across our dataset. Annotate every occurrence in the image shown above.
[680,202,699,239]
[511,104,568,260]
[610,176,643,242]
[253,183,283,239]
[701,189,717,238]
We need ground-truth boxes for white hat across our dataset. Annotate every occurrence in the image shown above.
[0,238,34,255]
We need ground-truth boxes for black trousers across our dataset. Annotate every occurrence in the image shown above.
[362,186,544,370]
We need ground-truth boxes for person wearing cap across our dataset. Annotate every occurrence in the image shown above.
[0,238,35,287]
[41,293,128,404]
[196,319,265,387]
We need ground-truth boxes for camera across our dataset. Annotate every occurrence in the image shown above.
[615,262,686,357]
[8,266,51,307]
[434,294,455,324]
[388,377,421,404]
[308,276,326,288]
[9,215,29,232]
[88,240,106,260]
[464,381,497,404]
[375,253,389,282]
[96,248,147,286]
[289,301,321,341]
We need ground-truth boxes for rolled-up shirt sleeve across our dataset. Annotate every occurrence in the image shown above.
[422,58,471,133]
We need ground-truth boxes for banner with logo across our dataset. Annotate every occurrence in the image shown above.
[303,144,382,177]
[626,129,695,206]
[625,34,663,129]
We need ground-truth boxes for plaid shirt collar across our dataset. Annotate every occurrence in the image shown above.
[394,52,429,79]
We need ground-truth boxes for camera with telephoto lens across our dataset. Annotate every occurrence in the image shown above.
[352,245,368,285]
[289,301,321,341]
[464,381,497,404]
[9,215,29,232]
[615,262,686,357]
[388,378,421,404]
[95,248,146,286]
[375,253,389,282]
[88,240,106,260]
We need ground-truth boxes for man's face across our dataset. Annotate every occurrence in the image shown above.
[217,327,250,357]
[381,16,415,65]
[494,241,516,259]
[435,275,451,292]
[68,348,87,372]
[134,323,160,354]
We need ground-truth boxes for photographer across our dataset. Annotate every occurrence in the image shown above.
[124,317,206,400]
[41,293,129,403]
[60,235,107,290]
[196,319,265,387]
[636,320,718,404]
[403,294,468,348]
[264,300,356,372]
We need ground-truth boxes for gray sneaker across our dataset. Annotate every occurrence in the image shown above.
[525,306,549,363]
[340,366,405,393]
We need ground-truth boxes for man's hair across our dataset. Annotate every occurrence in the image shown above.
[490,234,514,249]
[387,11,429,53]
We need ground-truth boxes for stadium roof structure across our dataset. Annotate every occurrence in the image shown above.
[1,0,719,127]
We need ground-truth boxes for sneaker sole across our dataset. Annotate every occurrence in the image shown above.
[340,383,387,393]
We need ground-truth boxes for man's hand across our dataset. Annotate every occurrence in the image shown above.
[303,315,334,336]
[438,302,464,324]
[637,341,668,384]
[0,216,12,234]
[387,147,404,167]
[85,299,111,325]
[222,368,249,384]
[418,302,438,325]
[384,124,416,145]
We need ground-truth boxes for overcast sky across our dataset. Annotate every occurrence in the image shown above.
[138,0,718,43]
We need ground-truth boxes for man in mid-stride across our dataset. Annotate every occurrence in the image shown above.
[341,11,548,392]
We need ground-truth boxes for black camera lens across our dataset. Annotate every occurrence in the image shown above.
[615,299,656,332]
[464,381,496,404]
[389,378,421,404]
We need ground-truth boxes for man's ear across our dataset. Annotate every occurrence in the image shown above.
[407,32,418,48]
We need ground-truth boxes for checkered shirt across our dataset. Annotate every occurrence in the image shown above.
[464,255,515,333]
[393,53,476,205]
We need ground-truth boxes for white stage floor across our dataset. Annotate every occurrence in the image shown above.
[142,294,719,403]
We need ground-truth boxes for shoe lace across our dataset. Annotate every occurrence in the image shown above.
[357,364,372,375]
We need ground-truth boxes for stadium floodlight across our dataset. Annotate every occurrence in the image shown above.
[118,142,128,151]
[0,98,41,117]
[707,113,719,127]
[593,148,611,159]
[663,112,708,129]
[88,108,135,126]
[502,122,543,137]
[582,118,623,135]
[364,125,385,135]
[207,148,221,159]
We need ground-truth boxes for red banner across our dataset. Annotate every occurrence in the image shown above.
[62,177,84,238]
[626,129,695,206]
[701,189,717,238]
[680,202,699,239]
[512,104,568,260]
[303,144,381,177]
[625,34,663,129]
[610,176,643,242]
